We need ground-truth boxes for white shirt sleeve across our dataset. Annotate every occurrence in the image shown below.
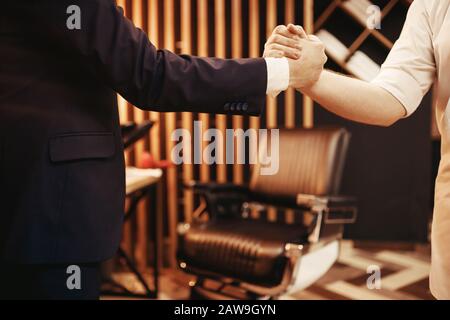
[371,0,436,117]
[265,57,290,98]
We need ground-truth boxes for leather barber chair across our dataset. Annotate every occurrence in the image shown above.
[177,128,357,300]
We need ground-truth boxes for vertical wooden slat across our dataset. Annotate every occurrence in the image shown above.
[164,0,178,268]
[197,0,210,182]
[117,96,128,128]
[285,0,296,129]
[249,0,260,219]
[266,0,278,130]
[118,91,130,168]
[231,0,244,185]
[180,0,194,223]
[249,0,260,133]
[303,0,315,128]
[215,0,227,183]
[266,0,277,222]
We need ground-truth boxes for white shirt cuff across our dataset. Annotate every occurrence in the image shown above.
[265,57,290,98]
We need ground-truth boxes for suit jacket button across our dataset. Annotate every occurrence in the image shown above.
[230,103,236,111]
[242,103,249,111]
[224,103,230,111]
[236,103,242,111]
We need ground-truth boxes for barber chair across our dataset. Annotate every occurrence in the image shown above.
[177,127,357,300]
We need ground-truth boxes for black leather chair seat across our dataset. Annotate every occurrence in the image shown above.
[180,219,309,287]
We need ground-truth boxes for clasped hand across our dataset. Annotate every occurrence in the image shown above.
[264,24,327,90]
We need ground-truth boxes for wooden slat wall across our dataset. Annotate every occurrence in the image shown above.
[117,0,314,268]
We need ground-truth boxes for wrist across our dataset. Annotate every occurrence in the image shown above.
[299,69,325,95]
[288,59,297,88]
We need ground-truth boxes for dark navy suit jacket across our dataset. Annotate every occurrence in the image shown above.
[0,0,267,263]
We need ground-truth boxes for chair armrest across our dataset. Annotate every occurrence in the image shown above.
[296,194,357,224]
[297,194,356,208]
[185,181,250,219]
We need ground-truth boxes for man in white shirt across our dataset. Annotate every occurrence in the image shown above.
[264,0,450,299]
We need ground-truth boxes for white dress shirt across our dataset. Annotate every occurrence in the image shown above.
[372,0,450,299]
[265,57,290,97]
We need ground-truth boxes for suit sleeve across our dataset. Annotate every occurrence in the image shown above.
[20,0,267,116]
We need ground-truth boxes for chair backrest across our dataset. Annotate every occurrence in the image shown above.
[250,128,350,199]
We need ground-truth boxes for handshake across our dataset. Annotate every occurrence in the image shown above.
[264,24,327,91]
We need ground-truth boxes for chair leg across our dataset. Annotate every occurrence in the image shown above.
[117,247,155,298]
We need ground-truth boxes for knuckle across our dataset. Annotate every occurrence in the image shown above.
[263,49,274,57]
[274,25,286,33]
[272,44,281,51]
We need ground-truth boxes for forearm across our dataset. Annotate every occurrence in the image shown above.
[302,70,406,127]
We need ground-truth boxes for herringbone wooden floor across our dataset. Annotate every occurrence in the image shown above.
[285,241,433,300]
[105,241,434,300]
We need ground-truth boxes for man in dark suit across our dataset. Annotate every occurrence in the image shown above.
[0,0,327,299]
